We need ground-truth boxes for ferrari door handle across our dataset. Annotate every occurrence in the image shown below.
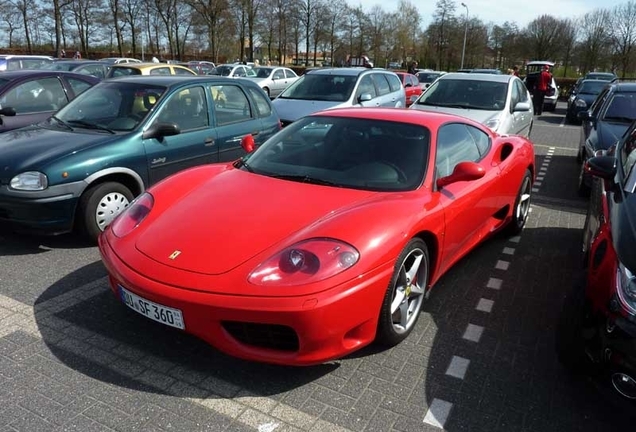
[251,131,260,136]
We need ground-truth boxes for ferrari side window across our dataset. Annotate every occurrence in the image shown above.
[435,123,481,178]
[465,125,490,156]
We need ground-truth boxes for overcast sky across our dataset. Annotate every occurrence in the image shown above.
[354,0,628,29]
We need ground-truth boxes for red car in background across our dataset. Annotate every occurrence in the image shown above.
[99,108,535,366]
[395,72,422,106]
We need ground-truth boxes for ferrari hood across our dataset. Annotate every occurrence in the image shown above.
[272,99,349,123]
[135,170,375,275]
[0,125,120,181]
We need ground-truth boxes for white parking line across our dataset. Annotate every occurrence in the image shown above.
[423,399,453,428]
[502,247,515,255]
[532,187,540,193]
[462,324,484,342]
[509,236,521,243]
[476,298,494,313]
[495,260,510,270]
[534,181,542,187]
[536,175,545,181]
[445,356,470,379]
[487,278,503,289]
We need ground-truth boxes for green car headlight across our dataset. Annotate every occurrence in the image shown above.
[10,172,48,191]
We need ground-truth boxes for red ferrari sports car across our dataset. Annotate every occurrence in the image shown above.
[98,108,535,366]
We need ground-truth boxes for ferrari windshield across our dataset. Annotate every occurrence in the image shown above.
[415,79,508,111]
[279,74,356,102]
[50,81,166,132]
[242,116,430,191]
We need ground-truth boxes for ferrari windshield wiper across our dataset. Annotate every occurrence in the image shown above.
[234,158,254,173]
[271,174,340,186]
[67,119,115,134]
[50,115,73,131]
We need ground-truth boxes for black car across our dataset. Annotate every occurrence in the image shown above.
[0,70,99,133]
[576,82,636,196]
[566,79,608,124]
[557,120,636,404]
[44,59,110,79]
[585,71,618,82]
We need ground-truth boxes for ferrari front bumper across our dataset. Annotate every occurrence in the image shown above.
[98,233,394,366]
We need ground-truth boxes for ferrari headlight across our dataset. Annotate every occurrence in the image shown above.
[248,238,359,286]
[617,262,636,314]
[10,171,48,191]
[575,99,587,108]
[111,192,154,238]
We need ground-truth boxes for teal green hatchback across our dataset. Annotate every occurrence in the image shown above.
[0,75,280,241]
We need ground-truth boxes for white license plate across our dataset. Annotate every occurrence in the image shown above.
[119,285,185,330]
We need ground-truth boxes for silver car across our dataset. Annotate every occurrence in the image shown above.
[272,67,406,126]
[249,66,299,98]
[410,72,534,137]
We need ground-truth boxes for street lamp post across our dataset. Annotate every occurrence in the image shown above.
[460,2,469,69]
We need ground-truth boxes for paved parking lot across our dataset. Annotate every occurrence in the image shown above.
[1,103,634,432]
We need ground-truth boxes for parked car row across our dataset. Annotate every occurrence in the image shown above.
[0,63,539,245]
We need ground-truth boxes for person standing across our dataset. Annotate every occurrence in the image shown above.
[408,61,418,75]
[533,65,552,115]
[512,66,520,77]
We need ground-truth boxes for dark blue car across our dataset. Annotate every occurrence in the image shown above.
[577,82,636,196]
[0,70,99,133]
[566,79,607,124]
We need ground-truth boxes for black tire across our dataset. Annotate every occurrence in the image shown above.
[77,182,134,243]
[556,275,596,374]
[505,169,532,235]
[376,239,428,347]
[577,160,592,197]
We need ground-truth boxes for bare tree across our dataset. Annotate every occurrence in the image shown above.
[186,0,229,63]
[577,9,612,74]
[524,14,563,61]
[0,0,22,48]
[395,0,421,64]
[11,0,34,53]
[432,0,455,70]
[323,0,347,66]
[557,18,577,77]
[610,1,636,78]
[299,0,320,64]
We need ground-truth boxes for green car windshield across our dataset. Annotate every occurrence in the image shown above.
[52,81,166,132]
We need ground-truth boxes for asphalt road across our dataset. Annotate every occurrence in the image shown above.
[1,102,633,432]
